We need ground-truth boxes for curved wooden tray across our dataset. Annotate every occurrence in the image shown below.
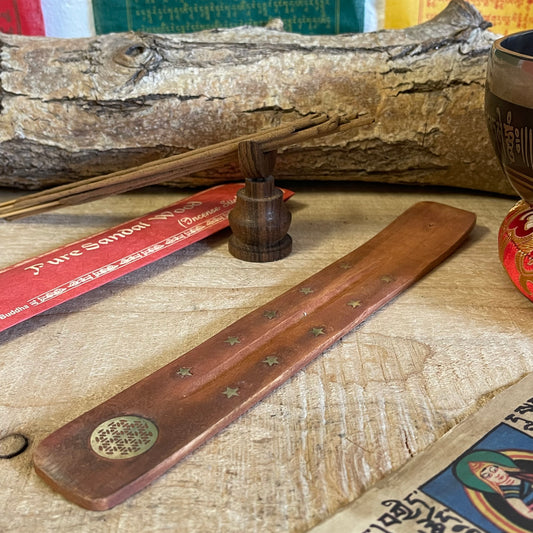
[33,201,476,510]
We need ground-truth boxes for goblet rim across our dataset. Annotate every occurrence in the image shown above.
[495,29,533,62]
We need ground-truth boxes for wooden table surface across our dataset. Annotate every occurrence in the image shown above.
[0,181,530,532]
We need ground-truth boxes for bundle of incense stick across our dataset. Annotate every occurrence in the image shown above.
[0,113,373,220]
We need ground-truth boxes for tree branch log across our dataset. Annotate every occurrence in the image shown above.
[0,0,512,195]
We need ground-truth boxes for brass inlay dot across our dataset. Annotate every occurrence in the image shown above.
[263,356,279,366]
[223,386,239,398]
[90,415,158,460]
[177,367,192,377]
[225,336,240,346]
[300,287,314,295]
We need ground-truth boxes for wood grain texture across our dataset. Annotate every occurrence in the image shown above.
[0,182,530,532]
[0,0,512,196]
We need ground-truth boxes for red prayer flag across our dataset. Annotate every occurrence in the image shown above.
[0,0,45,35]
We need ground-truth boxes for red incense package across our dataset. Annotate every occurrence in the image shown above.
[0,184,293,333]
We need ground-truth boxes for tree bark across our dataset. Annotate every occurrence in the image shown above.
[0,0,512,195]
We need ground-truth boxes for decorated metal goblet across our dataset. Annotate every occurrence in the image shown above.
[486,30,533,204]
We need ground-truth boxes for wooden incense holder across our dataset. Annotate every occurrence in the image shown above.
[0,113,372,263]
[33,201,476,510]
[228,141,292,262]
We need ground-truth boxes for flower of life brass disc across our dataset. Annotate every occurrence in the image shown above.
[90,415,158,459]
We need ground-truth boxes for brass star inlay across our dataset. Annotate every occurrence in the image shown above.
[225,336,241,346]
[381,275,395,283]
[263,356,279,366]
[348,300,362,308]
[263,310,278,320]
[311,327,325,337]
[300,287,314,295]
[223,386,239,398]
[176,367,192,377]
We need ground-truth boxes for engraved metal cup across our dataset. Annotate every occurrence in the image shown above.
[486,30,533,204]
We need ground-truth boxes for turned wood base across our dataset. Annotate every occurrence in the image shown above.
[228,232,292,263]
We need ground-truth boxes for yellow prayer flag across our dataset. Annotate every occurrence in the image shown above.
[385,0,533,36]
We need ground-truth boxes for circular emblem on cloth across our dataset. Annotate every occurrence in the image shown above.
[90,415,158,459]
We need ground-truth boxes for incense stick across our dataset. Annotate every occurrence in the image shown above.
[0,113,329,210]
[0,113,373,220]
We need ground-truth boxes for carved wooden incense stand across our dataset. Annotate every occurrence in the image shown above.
[229,141,292,262]
[0,113,370,263]
[33,201,476,510]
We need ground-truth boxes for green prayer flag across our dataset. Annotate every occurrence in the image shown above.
[93,0,365,35]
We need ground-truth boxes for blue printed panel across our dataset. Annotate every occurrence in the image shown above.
[93,0,364,35]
